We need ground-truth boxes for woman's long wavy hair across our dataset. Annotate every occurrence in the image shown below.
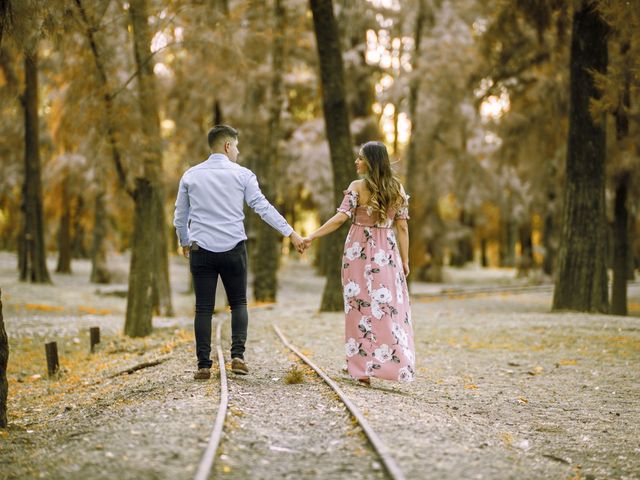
[360,141,403,223]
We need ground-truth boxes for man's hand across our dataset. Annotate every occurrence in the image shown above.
[290,231,306,254]
[182,246,190,259]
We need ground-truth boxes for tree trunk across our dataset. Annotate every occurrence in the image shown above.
[499,217,517,267]
[542,205,555,275]
[611,173,629,315]
[627,216,635,280]
[124,0,173,336]
[406,0,441,284]
[309,0,354,311]
[480,238,489,267]
[132,0,172,317]
[90,188,111,284]
[253,0,285,303]
[0,289,8,428]
[552,2,608,312]
[517,220,533,278]
[611,39,632,314]
[420,197,444,281]
[406,0,427,279]
[0,1,13,44]
[70,195,88,258]
[149,189,173,316]
[451,210,474,267]
[313,223,330,276]
[19,48,51,284]
[420,232,444,282]
[56,175,72,273]
[125,179,154,337]
[240,0,268,269]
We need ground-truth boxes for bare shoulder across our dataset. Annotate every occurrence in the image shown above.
[348,179,365,193]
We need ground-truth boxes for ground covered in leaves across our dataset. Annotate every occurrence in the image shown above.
[1,252,639,479]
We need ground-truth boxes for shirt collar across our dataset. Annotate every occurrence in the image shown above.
[207,153,233,163]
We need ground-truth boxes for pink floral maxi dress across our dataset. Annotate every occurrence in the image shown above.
[338,190,415,383]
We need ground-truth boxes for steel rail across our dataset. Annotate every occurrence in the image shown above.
[194,319,229,480]
[273,324,405,480]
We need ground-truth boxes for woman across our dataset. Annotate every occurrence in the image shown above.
[304,141,415,384]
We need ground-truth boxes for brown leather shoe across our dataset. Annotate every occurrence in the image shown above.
[231,357,249,375]
[194,368,211,380]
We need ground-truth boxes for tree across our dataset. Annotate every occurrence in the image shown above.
[405,0,442,282]
[552,1,608,312]
[0,289,8,428]
[475,0,572,277]
[596,1,640,314]
[55,169,73,273]
[253,0,286,303]
[19,45,51,283]
[73,0,126,285]
[0,0,12,45]
[124,0,173,337]
[404,0,425,276]
[309,0,354,311]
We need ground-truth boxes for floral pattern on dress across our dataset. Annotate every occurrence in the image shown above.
[338,189,415,383]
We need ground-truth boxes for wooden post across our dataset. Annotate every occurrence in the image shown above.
[90,327,100,353]
[45,341,59,377]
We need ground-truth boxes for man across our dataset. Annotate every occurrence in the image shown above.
[174,125,305,380]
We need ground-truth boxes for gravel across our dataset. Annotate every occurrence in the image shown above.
[272,279,640,480]
[2,252,639,479]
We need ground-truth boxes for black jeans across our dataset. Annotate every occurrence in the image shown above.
[190,241,248,369]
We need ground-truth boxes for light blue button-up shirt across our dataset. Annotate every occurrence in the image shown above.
[173,154,293,253]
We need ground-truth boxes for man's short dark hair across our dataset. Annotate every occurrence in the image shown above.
[208,125,238,149]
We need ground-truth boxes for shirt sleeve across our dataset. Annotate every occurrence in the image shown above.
[244,172,293,237]
[337,190,358,218]
[173,176,190,247]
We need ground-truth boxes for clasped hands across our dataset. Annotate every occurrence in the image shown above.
[290,232,313,254]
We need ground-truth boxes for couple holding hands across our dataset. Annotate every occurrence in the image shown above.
[174,125,415,385]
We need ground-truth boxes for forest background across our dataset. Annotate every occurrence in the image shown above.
[0,0,639,338]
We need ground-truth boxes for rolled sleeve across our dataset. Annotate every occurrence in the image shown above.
[173,176,190,247]
[244,172,293,237]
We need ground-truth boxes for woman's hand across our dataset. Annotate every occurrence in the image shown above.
[402,261,410,277]
[303,236,313,250]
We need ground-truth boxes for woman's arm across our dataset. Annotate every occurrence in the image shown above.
[307,212,350,242]
[395,218,410,276]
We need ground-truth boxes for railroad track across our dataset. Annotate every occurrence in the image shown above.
[194,317,405,480]
[273,325,405,480]
[193,280,640,478]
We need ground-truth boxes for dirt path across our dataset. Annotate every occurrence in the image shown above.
[270,285,640,480]
[2,254,639,479]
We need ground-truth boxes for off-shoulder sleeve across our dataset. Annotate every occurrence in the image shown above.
[394,193,410,220]
[337,190,358,218]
